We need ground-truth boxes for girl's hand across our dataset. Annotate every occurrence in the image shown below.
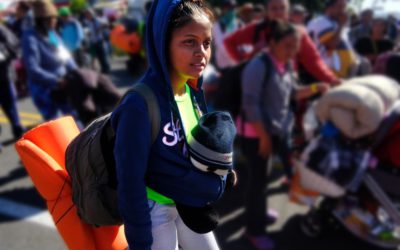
[258,133,272,158]
[317,83,330,94]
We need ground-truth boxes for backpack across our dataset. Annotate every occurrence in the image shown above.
[213,52,271,120]
[65,83,160,226]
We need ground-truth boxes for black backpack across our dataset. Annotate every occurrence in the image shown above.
[214,52,271,119]
[65,83,160,226]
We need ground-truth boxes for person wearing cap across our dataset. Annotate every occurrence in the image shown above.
[354,14,394,66]
[22,0,77,120]
[290,4,308,25]
[237,3,255,25]
[223,0,339,85]
[307,0,358,78]
[58,7,86,67]
[212,0,243,70]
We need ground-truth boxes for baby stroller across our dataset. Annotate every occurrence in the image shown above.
[292,76,400,250]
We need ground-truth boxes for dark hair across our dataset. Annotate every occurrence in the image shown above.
[166,0,214,60]
[266,20,298,43]
[145,1,153,13]
[35,17,55,35]
[167,0,214,34]
[17,1,30,12]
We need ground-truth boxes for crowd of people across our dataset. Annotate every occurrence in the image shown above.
[0,0,121,152]
[2,0,400,250]
[209,0,400,249]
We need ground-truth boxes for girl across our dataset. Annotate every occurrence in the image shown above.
[238,20,329,250]
[111,1,223,249]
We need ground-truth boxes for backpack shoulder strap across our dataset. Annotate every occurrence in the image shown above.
[113,83,160,144]
[259,52,273,88]
[131,83,160,144]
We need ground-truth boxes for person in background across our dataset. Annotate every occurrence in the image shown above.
[307,0,358,78]
[252,4,265,22]
[7,1,32,98]
[349,8,373,45]
[7,1,33,39]
[95,8,112,56]
[289,4,308,25]
[83,8,111,73]
[354,14,394,66]
[237,3,255,25]
[212,0,243,70]
[223,0,339,85]
[238,20,329,250]
[387,14,398,42]
[0,23,25,140]
[22,0,77,121]
[58,7,86,67]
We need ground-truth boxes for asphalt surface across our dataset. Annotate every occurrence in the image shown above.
[0,56,394,250]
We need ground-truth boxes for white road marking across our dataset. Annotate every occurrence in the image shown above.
[0,197,55,229]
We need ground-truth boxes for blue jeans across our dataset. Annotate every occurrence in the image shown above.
[147,200,220,250]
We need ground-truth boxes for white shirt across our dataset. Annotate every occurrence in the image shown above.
[212,20,240,69]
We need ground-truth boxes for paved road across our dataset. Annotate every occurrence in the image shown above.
[0,56,392,250]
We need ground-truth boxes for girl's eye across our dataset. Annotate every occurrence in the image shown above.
[203,40,211,49]
[184,39,196,46]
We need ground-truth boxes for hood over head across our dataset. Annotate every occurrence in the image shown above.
[141,0,204,99]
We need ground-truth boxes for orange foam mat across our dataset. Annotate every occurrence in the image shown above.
[15,116,128,250]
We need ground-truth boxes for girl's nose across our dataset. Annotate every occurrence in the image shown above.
[195,45,207,57]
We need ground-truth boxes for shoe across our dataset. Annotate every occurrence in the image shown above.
[266,208,279,225]
[12,125,26,140]
[244,233,275,250]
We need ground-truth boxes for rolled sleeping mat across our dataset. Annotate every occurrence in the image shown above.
[15,116,128,250]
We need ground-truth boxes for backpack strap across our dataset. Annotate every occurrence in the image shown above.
[132,84,160,144]
[259,52,272,86]
[109,83,160,144]
[239,52,272,126]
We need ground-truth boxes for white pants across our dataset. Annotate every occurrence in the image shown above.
[148,200,220,250]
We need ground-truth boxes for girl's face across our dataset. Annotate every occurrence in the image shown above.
[270,33,300,62]
[266,0,289,21]
[169,14,212,84]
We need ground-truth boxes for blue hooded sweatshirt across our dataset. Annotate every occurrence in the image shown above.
[110,1,225,248]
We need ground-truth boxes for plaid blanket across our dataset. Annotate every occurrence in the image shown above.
[302,135,371,191]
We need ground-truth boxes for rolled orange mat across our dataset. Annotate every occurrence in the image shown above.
[15,116,128,250]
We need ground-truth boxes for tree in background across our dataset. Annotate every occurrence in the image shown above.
[70,0,87,13]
